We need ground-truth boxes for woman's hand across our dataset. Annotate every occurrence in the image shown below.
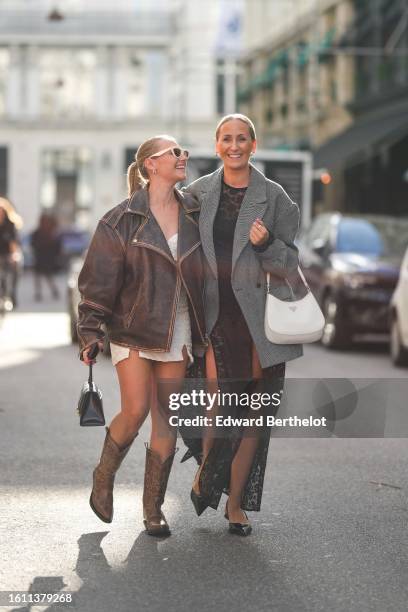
[82,342,104,366]
[249,218,270,246]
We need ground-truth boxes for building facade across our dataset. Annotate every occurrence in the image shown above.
[0,0,225,231]
[239,0,408,216]
[239,0,355,152]
[315,0,408,216]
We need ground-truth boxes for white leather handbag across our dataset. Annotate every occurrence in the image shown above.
[264,267,325,344]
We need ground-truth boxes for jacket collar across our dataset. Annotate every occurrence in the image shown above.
[199,162,266,202]
[127,186,200,216]
[128,186,200,263]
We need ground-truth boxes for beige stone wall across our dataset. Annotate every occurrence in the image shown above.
[240,0,355,150]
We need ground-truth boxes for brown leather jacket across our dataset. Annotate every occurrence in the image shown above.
[77,187,207,356]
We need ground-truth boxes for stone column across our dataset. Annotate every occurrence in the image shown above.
[144,50,165,117]
[25,45,40,119]
[94,46,109,119]
[5,45,22,118]
[336,0,355,106]
[287,46,298,143]
[224,56,238,114]
[111,46,128,120]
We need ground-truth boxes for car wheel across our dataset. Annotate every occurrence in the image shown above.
[390,317,408,367]
[321,294,351,350]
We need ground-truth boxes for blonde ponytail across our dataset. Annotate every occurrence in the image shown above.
[127,134,178,197]
[127,161,144,196]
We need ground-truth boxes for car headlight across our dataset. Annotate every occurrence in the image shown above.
[343,274,375,289]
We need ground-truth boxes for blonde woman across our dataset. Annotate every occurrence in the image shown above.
[77,135,207,536]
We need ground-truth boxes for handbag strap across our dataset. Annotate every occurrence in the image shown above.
[266,266,311,294]
[88,363,93,385]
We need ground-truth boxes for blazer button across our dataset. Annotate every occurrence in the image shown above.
[256,283,261,288]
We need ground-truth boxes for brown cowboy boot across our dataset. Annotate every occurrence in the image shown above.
[89,427,136,523]
[143,444,177,536]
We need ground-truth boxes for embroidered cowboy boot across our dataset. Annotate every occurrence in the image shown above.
[143,444,177,536]
[90,427,137,523]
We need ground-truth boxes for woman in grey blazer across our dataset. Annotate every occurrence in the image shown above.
[182,114,303,536]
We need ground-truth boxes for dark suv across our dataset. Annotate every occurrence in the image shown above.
[298,213,408,349]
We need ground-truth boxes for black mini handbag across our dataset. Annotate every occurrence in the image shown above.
[77,344,105,426]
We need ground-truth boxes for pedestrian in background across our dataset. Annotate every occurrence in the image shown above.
[30,213,62,301]
[182,114,303,536]
[77,135,206,536]
[0,197,23,308]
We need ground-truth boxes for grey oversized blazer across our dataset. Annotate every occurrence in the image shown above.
[185,163,303,368]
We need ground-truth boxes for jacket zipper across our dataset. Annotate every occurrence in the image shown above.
[179,242,207,345]
[132,239,206,348]
[165,274,182,351]
[126,300,139,328]
[132,240,181,349]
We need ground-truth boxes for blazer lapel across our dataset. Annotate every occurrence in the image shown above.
[232,164,267,273]
[177,190,201,261]
[198,167,223,278]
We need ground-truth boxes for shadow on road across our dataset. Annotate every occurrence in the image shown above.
[12,528,305,612]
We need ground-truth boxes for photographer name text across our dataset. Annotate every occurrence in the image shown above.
[168,415,327,428]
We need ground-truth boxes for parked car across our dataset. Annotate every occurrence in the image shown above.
[67,255,110,356]
[298,213,408,349]
[389,246,408,366]
[58,228,90,269]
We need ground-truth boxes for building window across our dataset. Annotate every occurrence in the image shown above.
[265,108,274,124]
[216,58,226,115]
[127,53,145,118]
[40,147,93,228]
[39,49,96,119]
[0,48,9,117]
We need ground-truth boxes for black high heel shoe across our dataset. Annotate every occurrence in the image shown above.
[225,501,252,536]
[190,468,208,516]
[190,488,208,516]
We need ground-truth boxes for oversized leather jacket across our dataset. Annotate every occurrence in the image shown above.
[77,187,208,356]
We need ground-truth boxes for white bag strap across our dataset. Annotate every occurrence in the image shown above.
[266,266,311,295]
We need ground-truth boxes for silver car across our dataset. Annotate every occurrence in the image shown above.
[390,246,408,366]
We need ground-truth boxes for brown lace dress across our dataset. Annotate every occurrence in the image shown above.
[180,180,286,512]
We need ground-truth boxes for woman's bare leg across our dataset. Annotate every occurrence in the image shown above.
[109,350,152,449]
[150,348,188,460]
[227,344,263,523]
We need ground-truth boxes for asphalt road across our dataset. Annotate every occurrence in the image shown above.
[1,273,408,612]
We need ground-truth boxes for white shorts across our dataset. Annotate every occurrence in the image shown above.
[110,288,193,367]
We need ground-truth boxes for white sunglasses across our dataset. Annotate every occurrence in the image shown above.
[150,146,190,159]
